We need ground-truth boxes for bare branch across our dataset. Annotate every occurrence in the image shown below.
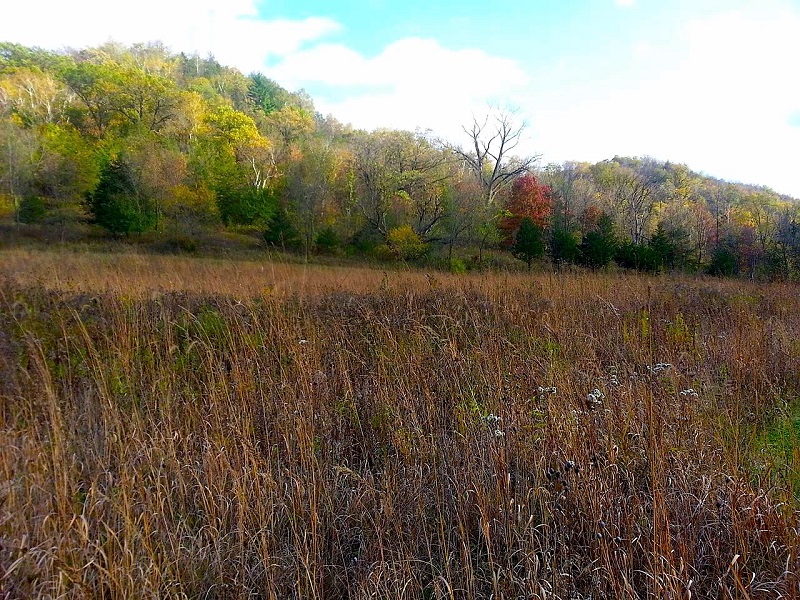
[446,108,539,206]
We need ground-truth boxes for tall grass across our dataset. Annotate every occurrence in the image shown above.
[1,249,798,598]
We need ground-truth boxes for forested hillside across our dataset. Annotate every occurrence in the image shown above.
[1,41,799,277]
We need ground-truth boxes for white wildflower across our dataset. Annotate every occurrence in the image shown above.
[587,388,604,408]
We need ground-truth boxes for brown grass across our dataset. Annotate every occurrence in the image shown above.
[1,248,799,598]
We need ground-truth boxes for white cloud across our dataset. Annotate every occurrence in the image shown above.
[532,6,800,197]
[3,1,798,195]
[0,0,340,74]
[269,37,530,140]
[269,37,528,96]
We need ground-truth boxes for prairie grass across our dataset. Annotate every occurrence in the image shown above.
[1,249,798,598]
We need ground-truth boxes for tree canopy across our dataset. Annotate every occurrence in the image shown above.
[1,41,798,278]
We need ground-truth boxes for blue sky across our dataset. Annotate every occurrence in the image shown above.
[2,0,799,197]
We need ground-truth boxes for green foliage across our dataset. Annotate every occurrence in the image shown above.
[616,241,659,272]
[708,246,739,276]
[754,399,800,501]
[578,213,617,269]
[648,223,689,270]
[263,203,300,250]
[450,258,468,274]
[616,224,692,273]
[247,73,285,114]
[348,226,384,254]
[217,185,277,227]
[18,194,46,223]
[203,105,261,145]
[511,216,544,270]
[2,40,800,280]
[370,244,396,262]
[549,227,579,265]
[88,158,156,234]
[0,42,72,73]
[314,226,339,254]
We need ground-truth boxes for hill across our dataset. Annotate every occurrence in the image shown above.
[1,41,799,278]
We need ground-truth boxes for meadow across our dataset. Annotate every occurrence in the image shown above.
[1,249,798,598]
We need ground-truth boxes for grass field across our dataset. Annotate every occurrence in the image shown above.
[1,249,798,598]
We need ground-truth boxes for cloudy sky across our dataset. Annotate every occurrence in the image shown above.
[2,0,799,197]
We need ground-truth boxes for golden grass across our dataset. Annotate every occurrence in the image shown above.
[1,248,798,598]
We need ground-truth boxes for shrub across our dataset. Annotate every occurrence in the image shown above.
[371,243,395,262]
[708,246,738,276]
[450,258,468,274]
[314,226,339,254]
[18,195,47,224]
[386,225,427,260]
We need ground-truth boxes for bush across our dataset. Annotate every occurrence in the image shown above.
[18,195,47,224]
[163,235,199,253]
[371,244,396,262]
[450,258,468,274]
[347,226,383,254]
[314,227,339,254]
[386,225,427,261]
[708,247,738,276]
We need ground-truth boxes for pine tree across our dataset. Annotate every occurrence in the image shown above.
[512,217,544,270]
[579,213,617,269]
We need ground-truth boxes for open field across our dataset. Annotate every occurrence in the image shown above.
[1,249,799,598]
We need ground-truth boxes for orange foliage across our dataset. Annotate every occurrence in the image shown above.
[499,174,553,244]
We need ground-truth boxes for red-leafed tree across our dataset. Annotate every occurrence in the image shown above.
[499,173,553,245]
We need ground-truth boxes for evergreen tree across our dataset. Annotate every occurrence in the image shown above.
[549,226,579,266]
[579,213,617,269]
[616,241,658,272]
[263,203,300,250]
[88,158,156,234]
[512,217,544,270]
[707,246,738,276]
[314,226,339,254]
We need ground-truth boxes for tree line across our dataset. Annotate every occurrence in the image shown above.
[1,41,799,278]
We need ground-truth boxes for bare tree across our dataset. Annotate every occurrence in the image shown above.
[592,158,664,244]
[449,108,538,207]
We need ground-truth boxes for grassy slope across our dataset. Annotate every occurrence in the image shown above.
[1,249,798,598]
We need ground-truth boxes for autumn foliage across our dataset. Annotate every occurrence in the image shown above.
[499,173,553,245]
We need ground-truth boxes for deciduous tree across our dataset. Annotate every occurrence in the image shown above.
[498,173,553,244]
[449,108,538,206]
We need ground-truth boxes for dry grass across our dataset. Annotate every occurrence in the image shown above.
[1,248,799,598]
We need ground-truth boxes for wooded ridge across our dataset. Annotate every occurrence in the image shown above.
[1,41,798,278]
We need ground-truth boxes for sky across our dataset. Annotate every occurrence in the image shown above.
[2,0,799,197]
